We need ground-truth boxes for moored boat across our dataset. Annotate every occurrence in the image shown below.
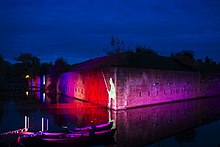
[41,129,116,143]
[18,128,116,146]
[71,121,113,132]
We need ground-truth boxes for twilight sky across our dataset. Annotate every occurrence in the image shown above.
[0,0,220,64]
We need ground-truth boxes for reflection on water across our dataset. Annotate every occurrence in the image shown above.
[149,119,220,147]
[114,96,220,147]
[1,91,220,146]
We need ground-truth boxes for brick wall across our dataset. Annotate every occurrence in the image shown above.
[117,68,201,108]
[57,68,116,108]
[57,67,220,110]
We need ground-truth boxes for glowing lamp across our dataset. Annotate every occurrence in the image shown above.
[25,75,30,79]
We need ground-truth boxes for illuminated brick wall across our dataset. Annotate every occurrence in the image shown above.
[117,68,220,109]
[116,68,200,108]
[57,67,220,110]
[57,68,117,108]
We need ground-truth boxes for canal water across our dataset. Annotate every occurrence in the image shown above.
[1,91,220,146]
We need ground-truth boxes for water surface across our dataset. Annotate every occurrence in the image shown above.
[1,91,220,146]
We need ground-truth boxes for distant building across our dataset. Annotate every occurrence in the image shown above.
[28,75,47,91]
[56,52,220,110]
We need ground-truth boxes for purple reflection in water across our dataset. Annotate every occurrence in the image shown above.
[1,92,220,146]
[113,96,220,147]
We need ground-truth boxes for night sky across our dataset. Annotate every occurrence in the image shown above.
[0,0,220,64]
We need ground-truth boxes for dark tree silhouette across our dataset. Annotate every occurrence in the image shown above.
[40,62,52,75]
[172,50,195,67]
[205,56,216,64]
[48,57,70,93]
[108,36,125,55]
[14,53,34,64]
[0,54,11,90]
[14,53,41,78]
[135,44,157,55]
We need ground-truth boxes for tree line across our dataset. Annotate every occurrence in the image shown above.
[1,37,219,91]
[106,36,219,66]
[0,53,71,91]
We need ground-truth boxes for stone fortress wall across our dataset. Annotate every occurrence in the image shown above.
[57,67,220,110]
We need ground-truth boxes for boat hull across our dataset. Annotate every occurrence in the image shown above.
[71,121,113,132]
[19,129,116,146]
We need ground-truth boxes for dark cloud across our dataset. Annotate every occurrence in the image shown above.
[0,0,220,63]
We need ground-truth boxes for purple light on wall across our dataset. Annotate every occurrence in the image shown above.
[36,76,41,88]
[43,75,46,85]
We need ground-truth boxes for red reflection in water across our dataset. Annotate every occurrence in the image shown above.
[37,93,110,127]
